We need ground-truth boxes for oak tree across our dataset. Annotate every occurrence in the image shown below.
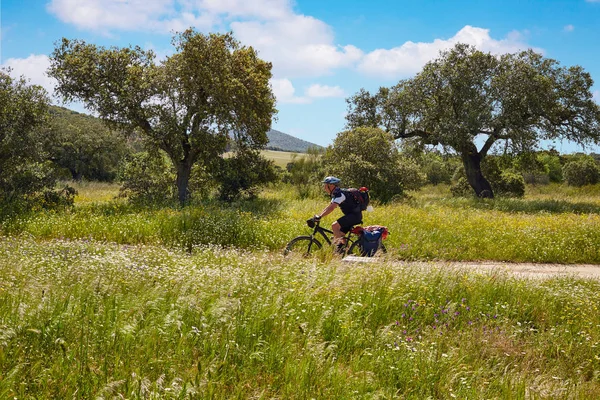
[346,44,600,197]
[49,30,276,204]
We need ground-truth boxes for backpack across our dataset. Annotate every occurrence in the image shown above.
[343,187,370,211]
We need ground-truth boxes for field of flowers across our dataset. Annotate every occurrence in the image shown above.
[2,183,600,263]
[2,183,600,398]
[1,236,599,398]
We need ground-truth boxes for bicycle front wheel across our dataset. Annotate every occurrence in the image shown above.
[284,236,322,257]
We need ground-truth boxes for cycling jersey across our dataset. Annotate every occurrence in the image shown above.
[330,187,362,233]
[331,187,361,215]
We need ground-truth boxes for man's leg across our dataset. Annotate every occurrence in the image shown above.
[331,221,345,245]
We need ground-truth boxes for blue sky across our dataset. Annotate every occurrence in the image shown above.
[2,0,600,152]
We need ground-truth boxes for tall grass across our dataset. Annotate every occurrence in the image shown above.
[2,183,600,263]
[1,237,599,398]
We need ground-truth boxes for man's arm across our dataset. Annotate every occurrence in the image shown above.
[318,202,338,219]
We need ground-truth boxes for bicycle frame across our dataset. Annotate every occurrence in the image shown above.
[309,220,355,248]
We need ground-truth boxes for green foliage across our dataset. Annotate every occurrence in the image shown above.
[450,177,474,197]
[537,151,563,183]
[44,106,130,181]
[118,151,177,205]
[323,127,425,202]
[49,30,276,204]
[0,70,76,209]
[513,152,550,185]
[216,151,278,202]
[417,152,458,185]
[453,158,525,198]
[563,155,600,186]
[2,238,600,398]
[346,43,600,197]
[494,169,526,197]
[282,147,324,199]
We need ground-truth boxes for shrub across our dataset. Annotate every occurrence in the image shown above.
[118,151,176,205]
[283,148,324,199]
[450,177,474,197]
[216,151,278,202]
[494,169,525,197]
[563,157,600,186]
[323,127,425,202]
[537,152,563,183]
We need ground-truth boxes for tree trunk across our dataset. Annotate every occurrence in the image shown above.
[176,161,192,206]
[461,152,494,198]
[69,168,82,181]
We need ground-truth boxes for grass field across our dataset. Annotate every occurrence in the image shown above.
[261,149,306,168]
[2,182,600,398]
[222,150,305,168]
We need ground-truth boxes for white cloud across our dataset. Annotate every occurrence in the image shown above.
[270,78,310,104]
[47,0,292,34]
[47,0,362,78]
[358,25,539,78]
[47,0,216,33]
[305,84,345,98]
[593,90,600,103]
[271,79,346,103]
[564,24,575,32]
[232,15,363,78]
[1,54,55,95]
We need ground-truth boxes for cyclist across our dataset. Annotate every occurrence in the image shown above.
[314,176,363,252]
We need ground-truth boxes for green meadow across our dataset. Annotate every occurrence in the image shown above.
[2,182,600,398]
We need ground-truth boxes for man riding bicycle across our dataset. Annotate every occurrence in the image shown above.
[314,176,363,252]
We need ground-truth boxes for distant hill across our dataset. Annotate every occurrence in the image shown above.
[266,129,323,153]
[51,107,321,153]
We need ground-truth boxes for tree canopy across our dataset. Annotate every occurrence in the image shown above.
[0,70,55,204]
[346,43,600,197]
[323,126,424,202]
[48,29,277,204]
[45,107,130,181]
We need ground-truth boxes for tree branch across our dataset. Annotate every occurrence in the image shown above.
[479,134,497,157]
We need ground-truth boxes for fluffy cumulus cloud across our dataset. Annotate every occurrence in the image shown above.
[46,0,291,33]
[2,54,55,95]
[47,0,213,33]
[358,26,538,78]
[305,84,345,98]
[231,15,363,78]
[271,80,345,104]
[270,78,310,104]
[46,1,541,100]
[47,0,362,78]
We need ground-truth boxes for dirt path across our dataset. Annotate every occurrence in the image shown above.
[343,256,600,279]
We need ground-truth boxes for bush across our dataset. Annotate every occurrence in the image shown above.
[494,169,525,197]
[537,152,563,183]
[283,148,324,199]
[216,151,278,202]
[118,151,176,205]
[563,157,600,186]
[419,152,457,185]
[323,127,425,202]
[450,177,474,197]
[452,159,524,198]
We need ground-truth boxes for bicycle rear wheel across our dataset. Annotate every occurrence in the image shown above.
[284,236,323,257]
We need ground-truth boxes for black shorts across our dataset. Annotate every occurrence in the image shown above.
[337,213,363,233]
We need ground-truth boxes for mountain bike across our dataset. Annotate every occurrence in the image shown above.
[283,216,386,257]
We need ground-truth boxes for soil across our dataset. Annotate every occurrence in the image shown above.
[343,256,600,279]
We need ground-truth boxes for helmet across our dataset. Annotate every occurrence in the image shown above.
[322,176,341,185]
